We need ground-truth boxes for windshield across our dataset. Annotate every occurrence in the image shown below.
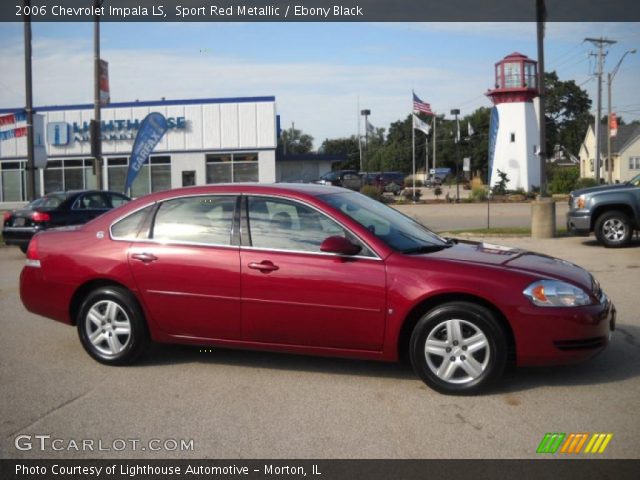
[320,192,449,253]
[627,172,640,186]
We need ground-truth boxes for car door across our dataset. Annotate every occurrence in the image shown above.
[240,195,387,351]
[127,195,242,340]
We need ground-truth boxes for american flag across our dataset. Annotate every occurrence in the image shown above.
[413,93,433,115]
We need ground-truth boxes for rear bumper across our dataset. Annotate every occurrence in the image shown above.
[20,264,74,325]
[514,296,615,366]
[566,211,591,235]
[2,226,40,247]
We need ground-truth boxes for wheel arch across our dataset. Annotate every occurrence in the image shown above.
[396,292,516,364]
[590,204,636,231]
[69,278,140,326]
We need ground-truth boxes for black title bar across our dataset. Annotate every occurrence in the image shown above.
[5,0,640,22]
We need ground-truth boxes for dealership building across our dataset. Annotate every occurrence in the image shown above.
[0,96,316,206]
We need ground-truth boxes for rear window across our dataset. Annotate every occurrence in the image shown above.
[110,205,154,240]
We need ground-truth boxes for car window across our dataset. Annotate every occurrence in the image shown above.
[247,196,373,256]
[74,193,108,210]
[108,193,130,208]
[110,205,155,240]
[152,196,236,246]
[38,193,68,209]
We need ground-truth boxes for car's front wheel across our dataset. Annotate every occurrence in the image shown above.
[594,210,632,248]
[409,302,507,395]
[77,286,149,365]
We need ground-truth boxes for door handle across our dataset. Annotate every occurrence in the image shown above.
[131,252,158,263]
[248,261,279,272]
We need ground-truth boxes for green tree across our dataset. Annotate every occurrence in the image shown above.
[544,71,592,157]
[319,136,360,170]
[279,127,314,155]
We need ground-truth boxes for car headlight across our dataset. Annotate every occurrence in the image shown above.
[523,280,593,307]
[574,195,586,209]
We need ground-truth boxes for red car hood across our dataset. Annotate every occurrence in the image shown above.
[426,240,596,292]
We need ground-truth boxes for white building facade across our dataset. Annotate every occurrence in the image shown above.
[0,96,277,206]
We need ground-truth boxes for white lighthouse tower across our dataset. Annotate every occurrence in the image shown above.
[486,52,540,192]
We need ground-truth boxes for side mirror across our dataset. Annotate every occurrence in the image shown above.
[320,235,362,256]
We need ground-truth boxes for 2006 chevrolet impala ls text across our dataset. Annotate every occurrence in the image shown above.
[19,184,616,394]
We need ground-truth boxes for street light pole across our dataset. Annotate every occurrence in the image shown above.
[360,109,370,175]
[451,108,460,202]
[607,49,636,184]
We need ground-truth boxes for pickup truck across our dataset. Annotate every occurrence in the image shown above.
[566,172,640,247]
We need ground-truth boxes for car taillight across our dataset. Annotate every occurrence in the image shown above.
[2,211,11,222]
[25,236,41,267]
[31,211,50,222]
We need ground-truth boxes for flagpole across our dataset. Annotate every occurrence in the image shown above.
[412,114,416,202]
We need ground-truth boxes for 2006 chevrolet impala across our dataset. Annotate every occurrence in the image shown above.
[20,184,616,394]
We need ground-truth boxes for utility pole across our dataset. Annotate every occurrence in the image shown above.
[23,0,36,201]
[536,0,547,196]
[585,37,616,185]
[92,0,103,190]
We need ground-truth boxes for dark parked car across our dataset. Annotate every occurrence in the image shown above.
[364,172,406,195]
[316,170,363,191]
[20,184,614,394]
[3,190,130,252]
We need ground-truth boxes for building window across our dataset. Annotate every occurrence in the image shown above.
[0,161,30,202]
[43,158,94,194]
[107,155,171,197]
[510,133,516,143]
[629,157,640,170]
[206,152,258,184]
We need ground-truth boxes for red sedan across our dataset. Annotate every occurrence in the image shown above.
[20,184,615,394]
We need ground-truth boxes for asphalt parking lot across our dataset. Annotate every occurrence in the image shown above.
[1,231,639,459]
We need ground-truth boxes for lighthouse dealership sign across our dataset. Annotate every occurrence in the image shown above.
[47,116,186,146]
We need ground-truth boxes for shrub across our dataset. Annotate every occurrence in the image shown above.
[491,170,509,195]
[549,166,580,194]
[574,177,598,190]
[360,185,383,201]
[402,188,422,201]
[434,186,443,199]
[470,186,488,202]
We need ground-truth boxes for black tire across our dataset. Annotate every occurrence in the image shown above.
[409,301,507,395]
[19,244,28,254]
[77,286,149,365]
[594,210,632,248]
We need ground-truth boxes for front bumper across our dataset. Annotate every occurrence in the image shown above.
[566,210,591,235]
[514,295,616,366]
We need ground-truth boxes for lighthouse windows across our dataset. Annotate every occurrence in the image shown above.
[510,133,516,143]
[504,62,521,88]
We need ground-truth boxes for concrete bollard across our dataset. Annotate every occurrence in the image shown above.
[531,198,556,238]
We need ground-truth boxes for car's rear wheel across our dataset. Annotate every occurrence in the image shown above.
[409,302,507,395]
[77,286,149,365]
[594,210,632,248]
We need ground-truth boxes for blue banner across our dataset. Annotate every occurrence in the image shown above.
[487,107,499,185]
[124,112,169,193]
